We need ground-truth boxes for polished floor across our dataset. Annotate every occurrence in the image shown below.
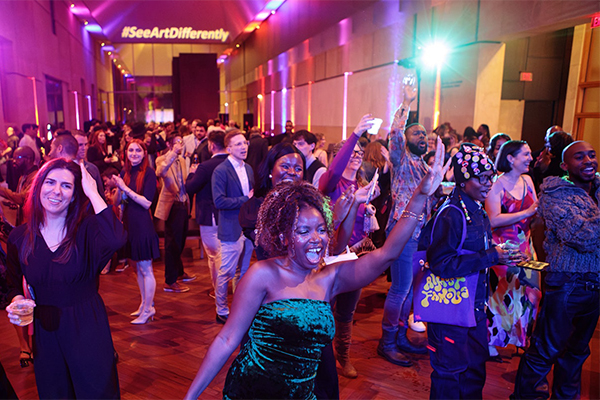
[1,238,598,399]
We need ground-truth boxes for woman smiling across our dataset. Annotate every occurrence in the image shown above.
[5,158,127,398]
[185,138,448,400]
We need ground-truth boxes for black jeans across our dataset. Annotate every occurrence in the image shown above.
[164,201,188,285]
[427,307,488,400]
[512,272,599,399]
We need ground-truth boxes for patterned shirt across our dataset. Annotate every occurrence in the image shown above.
[386,103,431,240]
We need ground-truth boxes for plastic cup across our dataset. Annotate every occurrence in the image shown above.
[6,299,36,326]
[440,182,455,195]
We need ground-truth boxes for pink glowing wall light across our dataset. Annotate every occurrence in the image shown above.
[342,72,352,140]
[73,91,80,130]
[270,90,275,131]
[281,87,287,129]
[86,95,92,119]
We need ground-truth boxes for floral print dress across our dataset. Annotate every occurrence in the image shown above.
[487,180,541,348]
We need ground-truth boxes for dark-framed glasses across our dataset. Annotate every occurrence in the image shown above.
[475,173,498,185]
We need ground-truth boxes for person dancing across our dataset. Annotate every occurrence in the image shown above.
[5,158,127,398]
[114,139,160,324]
[184,138,448,400]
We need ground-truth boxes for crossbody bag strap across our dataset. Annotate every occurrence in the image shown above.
[429,203,468,251]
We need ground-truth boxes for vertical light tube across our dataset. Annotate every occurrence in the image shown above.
[270,90,275,132]
[30,77,39,127]
[73,91,80,130]
[307,82,312,131]
[281,87,287,129]
[342,72,350,140]
[290,86,295,127]
[433,65,442,129]
[86,95,92,120]
[257,95,262,131]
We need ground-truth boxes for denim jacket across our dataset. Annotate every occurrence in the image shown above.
[418,188,499,305]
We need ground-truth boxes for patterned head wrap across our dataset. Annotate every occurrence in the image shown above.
[452,143,495,184]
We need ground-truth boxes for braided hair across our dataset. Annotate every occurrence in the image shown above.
[256,181,333,258]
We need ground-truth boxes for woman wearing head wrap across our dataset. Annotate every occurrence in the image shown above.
[417,143,514,399]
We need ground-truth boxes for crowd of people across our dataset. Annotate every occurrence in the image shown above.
[0,75,598,400]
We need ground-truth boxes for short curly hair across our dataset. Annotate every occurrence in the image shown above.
[256,181,334,258]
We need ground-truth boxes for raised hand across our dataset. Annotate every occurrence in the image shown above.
[333,186,355,227]
[402,75,418,104]
[112,175,128,192]
[355,180,380,203]
[352,114,375,138]
[79,161,99,199]
[419,137,450,196]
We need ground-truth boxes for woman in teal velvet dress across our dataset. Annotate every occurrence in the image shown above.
[184,139,448,400]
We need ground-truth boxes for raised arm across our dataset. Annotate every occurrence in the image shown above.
[332,181,379,255]
[319,114,374,195]
[155,149,178,178]
[79,160,107,214]
[184,263,269,399]
[388,77,417,167]
[113,171,154,210]
[331,138,448,295]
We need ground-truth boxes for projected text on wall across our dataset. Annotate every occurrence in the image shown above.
[121,26,230,42]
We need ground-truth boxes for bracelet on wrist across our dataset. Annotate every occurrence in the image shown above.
[400,210,424,221]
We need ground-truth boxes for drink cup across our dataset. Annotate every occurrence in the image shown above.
[6,299,36,326]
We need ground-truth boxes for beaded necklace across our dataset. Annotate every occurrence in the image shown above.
[457,193,486,224]
[457,193,472,223]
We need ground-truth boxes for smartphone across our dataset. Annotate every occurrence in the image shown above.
[517,260,549,271]
[365,168,379,205]
[367,118,383,135]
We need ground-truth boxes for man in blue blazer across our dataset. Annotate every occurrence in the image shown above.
[185,129,228,299]
[211,130,255,323]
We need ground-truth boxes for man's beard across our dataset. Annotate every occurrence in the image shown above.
[407,140,427,156]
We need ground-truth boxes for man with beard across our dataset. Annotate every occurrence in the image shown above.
[0,147,38,225]
[512,141,599,399]
[377,78,433,366]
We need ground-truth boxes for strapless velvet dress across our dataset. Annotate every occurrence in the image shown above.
[223,298,335,399]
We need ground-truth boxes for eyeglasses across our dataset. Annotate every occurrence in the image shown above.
[475,173,498,185]
[352,150,365,158]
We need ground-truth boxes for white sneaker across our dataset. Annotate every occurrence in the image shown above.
[408,313,426,332]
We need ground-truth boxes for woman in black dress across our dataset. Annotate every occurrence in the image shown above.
[114,139,160,324]
[5,158,127,399]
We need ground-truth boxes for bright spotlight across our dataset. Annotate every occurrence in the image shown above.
[422,42,449,67]
[257,94,263,100]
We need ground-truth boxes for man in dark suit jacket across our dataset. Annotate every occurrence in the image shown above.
[185,129,228,299]
[211,130,255,323]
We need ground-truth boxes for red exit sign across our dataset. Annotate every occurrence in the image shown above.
[593,15,600,28]
[520,72,533,82]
